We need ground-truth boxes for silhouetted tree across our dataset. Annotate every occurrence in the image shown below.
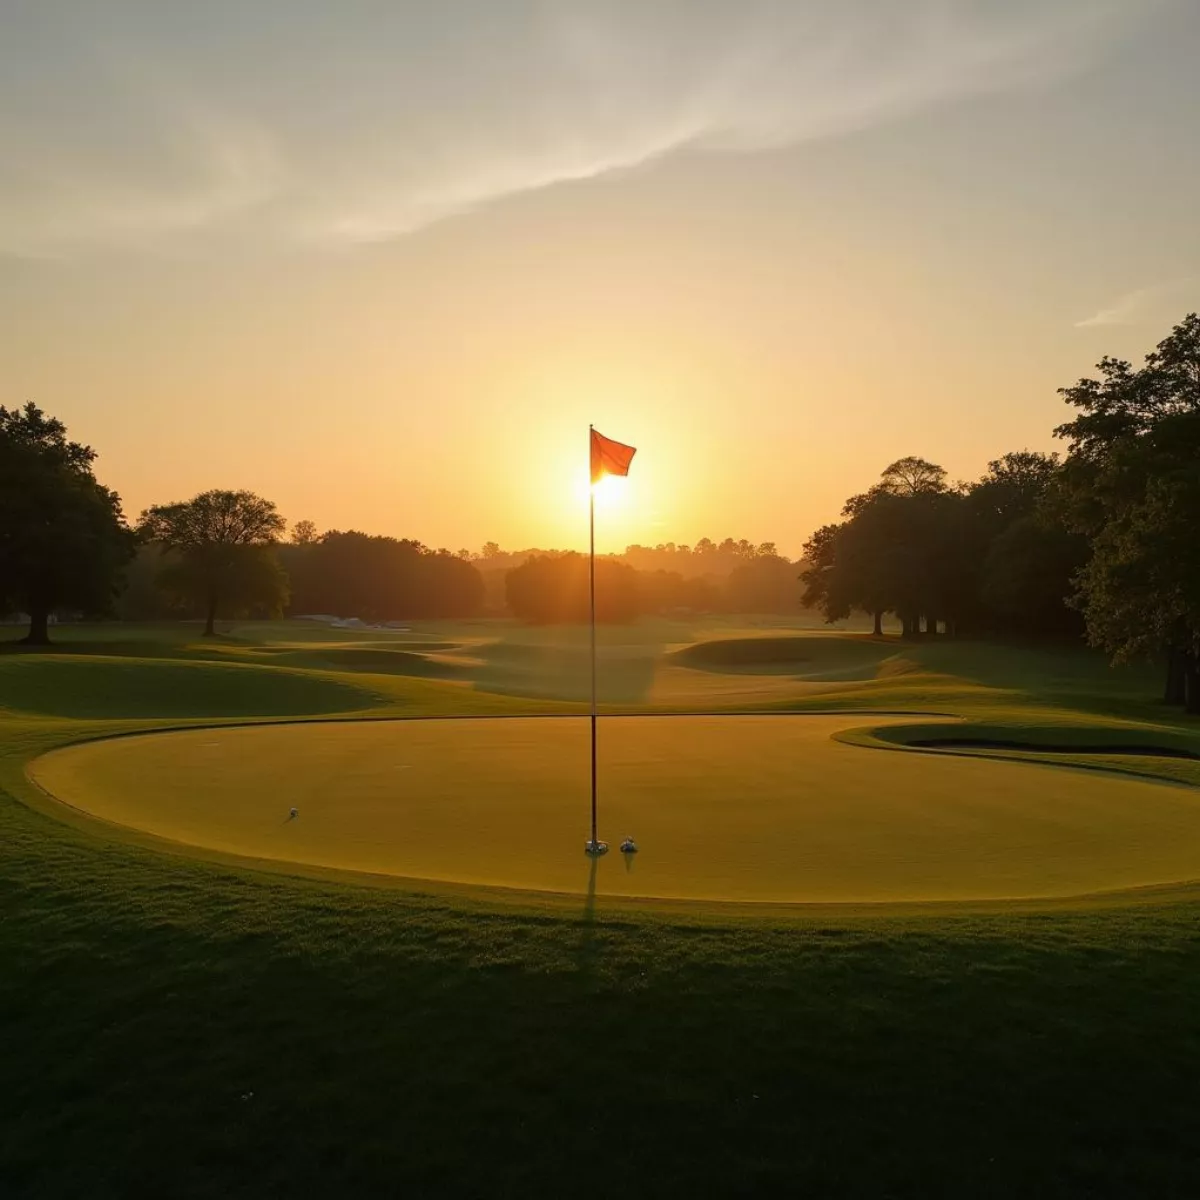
[963,451,1084,635]
[621,537,784,580]
[807,460,956,637]
[157,545,290,625]
[878,456,948,497]
[969,451,1062,530]
[0,404,135,643]
[802,525,857,625]
[288,531,484,620]
[803,451,1086,639]
[979,517,1088,636]
[635,568,721,615]
[1056,313,1200,707]
[114,543,190,620]
[290,519,319,545]
[505,554,639,623]
[802,511,903,635]
[726,554,800,613]
[139,490,287,635]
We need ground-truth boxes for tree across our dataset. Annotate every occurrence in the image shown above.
[157,544,290,625]
[965,452,1084,636]
[505,554,639,623]
[878,456,948,497]
[636,568,720,615]
[1056,314,1200,707]
[726,554,800,614]
[287,531,484,620]
[804,450,1089,640]
[803,460,958,637]
[978,517,1087,637]
[290,519,319,545]
[801,525,851,620]
[1073,465,1200,706]
[969,451,1062,529]
[139,490,287,635]
[115,544,190,620]
[0,403,135,644]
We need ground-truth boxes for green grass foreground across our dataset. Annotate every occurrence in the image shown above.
[4,617,1200,1197]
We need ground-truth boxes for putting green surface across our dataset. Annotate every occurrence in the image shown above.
[30,715,1200,904]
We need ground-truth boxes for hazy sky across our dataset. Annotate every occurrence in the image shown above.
[3,1,1199,554]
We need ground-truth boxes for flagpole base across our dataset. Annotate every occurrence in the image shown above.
[584,839,609,857]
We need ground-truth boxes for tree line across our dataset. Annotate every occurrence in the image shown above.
[469,538,800,616]
[114,518,487,632]
[0,409,800,637]
[801,312,1200,711]
[473,537,781,576]
[502,550,800,622]
[801,451,1087,638]
[4,312,1200,711]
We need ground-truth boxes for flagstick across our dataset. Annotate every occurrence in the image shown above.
[590,470,598,846]
[586,424,606,855]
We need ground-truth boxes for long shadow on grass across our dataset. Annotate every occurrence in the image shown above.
[577,852,601,976]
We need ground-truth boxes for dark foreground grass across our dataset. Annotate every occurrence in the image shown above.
[4,621,1200,1196]
[5,788,1200,1199]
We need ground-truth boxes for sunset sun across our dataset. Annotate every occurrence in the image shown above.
[591,471,628,509]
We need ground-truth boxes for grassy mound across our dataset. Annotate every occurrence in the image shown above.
[914,738,1200,759]
[0,655,377,719]
[839,720,1200,789]
[673,634,894,678]
[857,719,1200,753]
[269,646,473,679]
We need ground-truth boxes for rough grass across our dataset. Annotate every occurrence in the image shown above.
[4,619,1200,1197]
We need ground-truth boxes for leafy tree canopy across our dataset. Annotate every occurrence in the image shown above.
[138,490,287,636]
[1055,313,1200,706]
[0,403,134,643]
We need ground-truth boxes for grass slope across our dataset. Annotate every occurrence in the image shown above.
[3,619,1200,1198]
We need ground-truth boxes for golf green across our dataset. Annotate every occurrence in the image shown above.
[29,715,1200,904]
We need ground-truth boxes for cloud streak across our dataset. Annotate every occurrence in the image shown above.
[1075,277,1199,327]
[0,0,1154,257]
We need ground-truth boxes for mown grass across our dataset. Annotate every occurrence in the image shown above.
[33,715,1200,904]
[4,619,1200,1197]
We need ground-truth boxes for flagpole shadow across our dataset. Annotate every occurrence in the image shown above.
[577,850,601,975]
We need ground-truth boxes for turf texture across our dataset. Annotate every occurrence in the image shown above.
[30,714,1200,903]
[4,617,1200,1198]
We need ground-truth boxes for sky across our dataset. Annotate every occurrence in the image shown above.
[3,0,1199,555]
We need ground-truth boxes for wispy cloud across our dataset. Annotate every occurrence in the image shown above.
[0,111,280,260]
[0,0,1154,257]
[1075,277,1199,327]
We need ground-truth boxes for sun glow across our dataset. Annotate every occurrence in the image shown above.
[592,472,629,508]
[575,470,630,513]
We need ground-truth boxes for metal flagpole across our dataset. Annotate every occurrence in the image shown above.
[584,423,636,859]
[584,424,637,860]
[588,424,602,852]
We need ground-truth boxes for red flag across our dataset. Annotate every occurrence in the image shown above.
[590,428,636,484]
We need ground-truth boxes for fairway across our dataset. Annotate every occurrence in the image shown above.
[31,715,1200,904]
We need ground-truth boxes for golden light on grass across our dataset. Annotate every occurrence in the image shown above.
[31,715,1200,904]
